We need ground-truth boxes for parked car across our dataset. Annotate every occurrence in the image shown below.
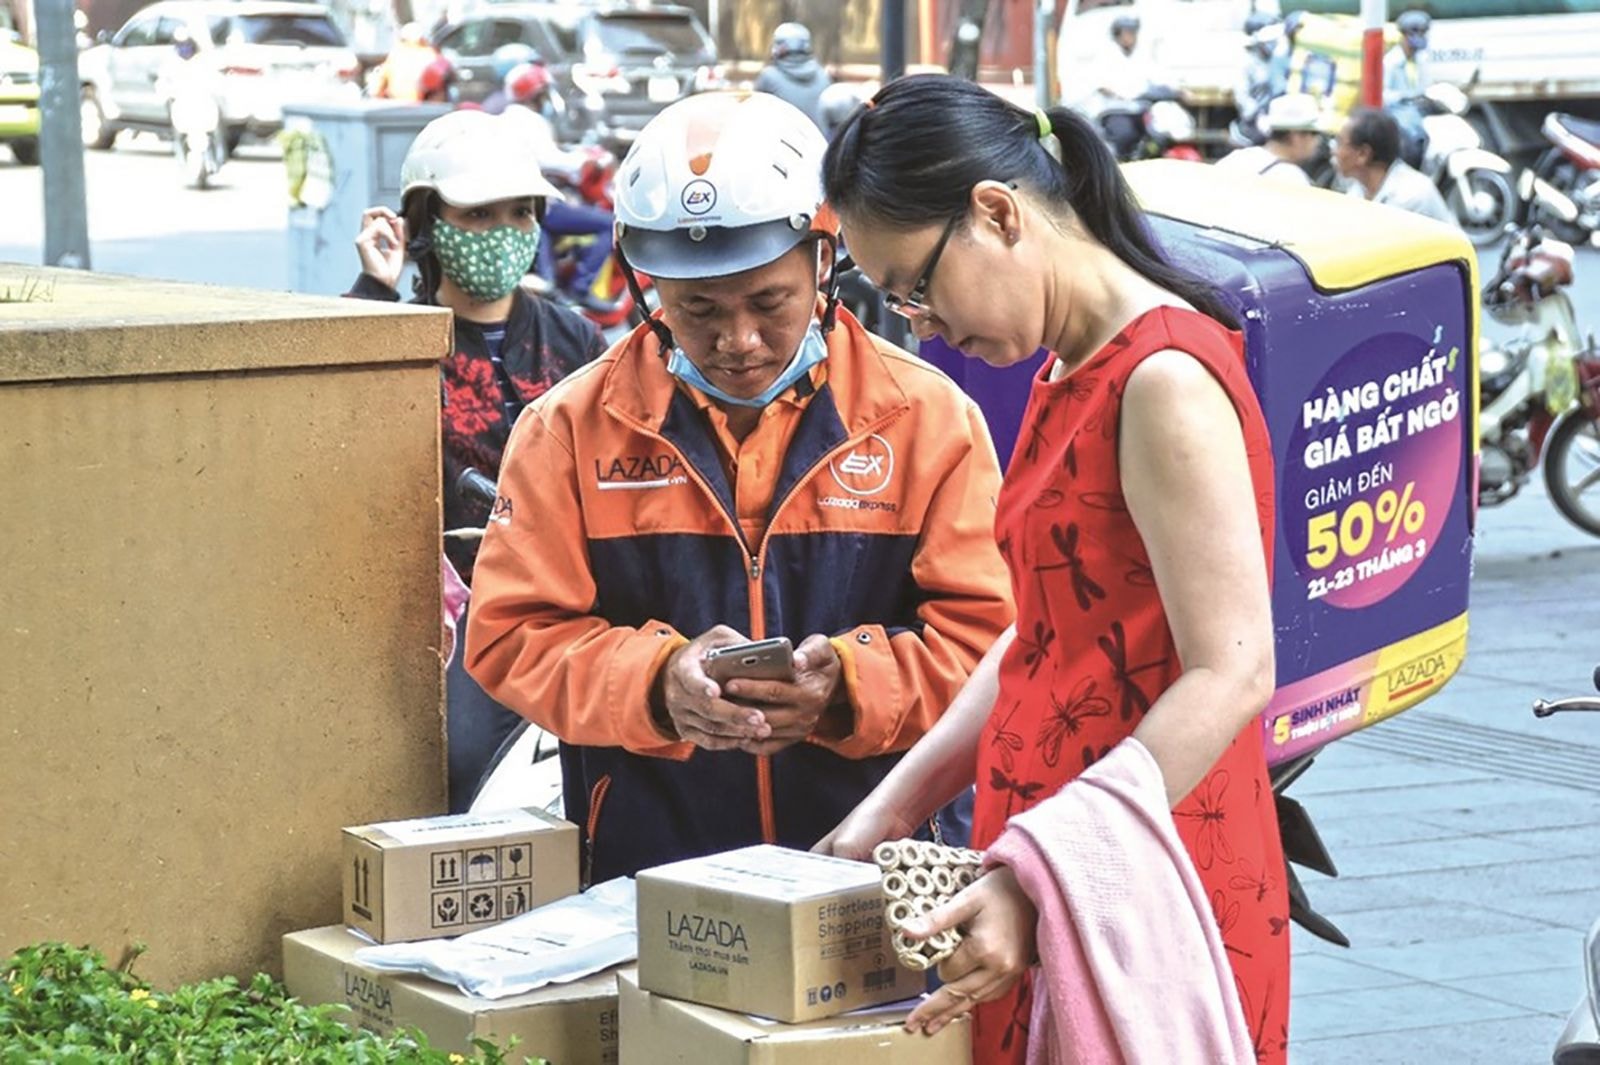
[78,0,360,153]
[0,15,40,165]
[434,2,721,147]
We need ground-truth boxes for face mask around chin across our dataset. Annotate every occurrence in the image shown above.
[667,322,829,409]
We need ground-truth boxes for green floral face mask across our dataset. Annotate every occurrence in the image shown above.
[431,220,541,303]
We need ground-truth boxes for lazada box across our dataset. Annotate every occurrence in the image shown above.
[618,973,971,1064]
[636,844,904,1023]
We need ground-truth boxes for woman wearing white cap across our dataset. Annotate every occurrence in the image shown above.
[1215,93,1325,186]
[348,108,606,812]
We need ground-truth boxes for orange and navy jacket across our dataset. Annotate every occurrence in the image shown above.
[464,308,1014,883]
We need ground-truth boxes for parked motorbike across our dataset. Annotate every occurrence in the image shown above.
[1532,669,1600,1065]
[1519,111,1600,249]
[534,144,652,332]
[1096,86,1201,162]
[1395,83,1516,247]
[1478,224,1600,535]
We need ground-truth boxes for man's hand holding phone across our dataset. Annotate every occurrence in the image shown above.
[652,629,846,754]
[721,634,847,757]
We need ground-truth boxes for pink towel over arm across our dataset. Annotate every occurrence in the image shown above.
[985,737,1254,1065]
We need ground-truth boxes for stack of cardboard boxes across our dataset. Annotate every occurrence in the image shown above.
[626,844,973,1063]
[282,812,971,1063]
[283,807,627,1063]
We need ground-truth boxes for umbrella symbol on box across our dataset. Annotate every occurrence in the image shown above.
[467,850,498,882]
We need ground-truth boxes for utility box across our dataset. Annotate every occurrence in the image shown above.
[283,99,450,296]
[0,265,452,986]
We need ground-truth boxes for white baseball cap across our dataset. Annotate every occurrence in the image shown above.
[1263,93,1322,134]
[400,109,561,209]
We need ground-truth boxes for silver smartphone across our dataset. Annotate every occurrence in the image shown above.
[703,637,795,683]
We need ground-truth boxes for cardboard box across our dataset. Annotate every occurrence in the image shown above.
[344,807,579,943]
[284,925,623,1062]
[618,973,971,1065]
[637,845,905,1023]
[0,265,450,986]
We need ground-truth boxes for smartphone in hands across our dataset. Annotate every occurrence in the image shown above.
[702,637,795,684]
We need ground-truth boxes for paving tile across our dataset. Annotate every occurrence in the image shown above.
[1288,1012,1566,1065]
[1390,854,1600,905]
[1347,927,1582,983]
[1293,874,1439,919]
[1310,811,1476,851]
[1291,952,1414,997]
[1473,888,1600,933]
[1315,902,1551,951]
[1321,833,1550,879]
[1287,980,1532,1042]
[1413,796,1600,836]
[1289,778,1580,821]
[1442,966,1587,1016]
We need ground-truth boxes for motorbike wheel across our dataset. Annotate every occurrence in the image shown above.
[80,87,115,151]
[1447,168,1515,248]
[1542,412,1600,538]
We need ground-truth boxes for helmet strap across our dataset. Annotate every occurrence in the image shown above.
[616,246,675,354]
[817,233,843,336]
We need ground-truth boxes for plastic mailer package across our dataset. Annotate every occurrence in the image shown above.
[354,877,637,998]
[872,841,983,971]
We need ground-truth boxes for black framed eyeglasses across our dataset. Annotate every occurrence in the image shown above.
[882,213,962,320]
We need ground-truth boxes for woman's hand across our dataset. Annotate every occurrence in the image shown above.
[811,794,917,863]
[903,865,1037,1036]
[355,206,407,291]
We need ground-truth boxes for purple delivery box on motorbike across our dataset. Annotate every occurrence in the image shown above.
[922,159,1478,770]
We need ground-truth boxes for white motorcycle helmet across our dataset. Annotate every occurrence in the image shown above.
[400,108,561,213]
[614,91,835,283]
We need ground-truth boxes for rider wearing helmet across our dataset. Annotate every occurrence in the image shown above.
[492,62,618,312]
[417,54,457,103]
[754,21,833,130]
[1236,13,1283,135]
[371,21,437,101]
[1384,9,1433,105]
[465,92,1013,882]
[347,109,606,810]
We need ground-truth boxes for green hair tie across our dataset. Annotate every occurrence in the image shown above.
[1035,109,1053,140]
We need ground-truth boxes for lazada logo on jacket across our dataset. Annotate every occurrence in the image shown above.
[595,453,688,491]
[829,435,895,496]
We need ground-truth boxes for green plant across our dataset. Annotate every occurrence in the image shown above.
[1,942,542,1064]
[0,275,54,303]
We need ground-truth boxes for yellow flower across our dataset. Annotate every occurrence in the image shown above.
[9,983,21,996]
[129,988,151,1001]
[448,1056,466,1064]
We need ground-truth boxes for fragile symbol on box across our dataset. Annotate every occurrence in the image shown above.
[503,843,529,879]
[468,890,497,922]
[466,848,499,883]
[432,891,464,928]
[432,851,463,888]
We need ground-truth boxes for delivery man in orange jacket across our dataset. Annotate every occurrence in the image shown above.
[465,92,1014,883]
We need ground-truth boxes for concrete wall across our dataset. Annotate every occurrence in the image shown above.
[0,266,453,986]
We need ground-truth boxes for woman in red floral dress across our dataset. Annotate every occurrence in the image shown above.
[817,75,1289,1062]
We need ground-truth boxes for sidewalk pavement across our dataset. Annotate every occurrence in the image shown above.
[1287,480,1600,1063]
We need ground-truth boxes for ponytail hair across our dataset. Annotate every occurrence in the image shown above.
[402,189,443,305]
[822,74,1236,329]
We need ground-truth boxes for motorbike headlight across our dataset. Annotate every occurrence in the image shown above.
[1479,344,1511,378]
